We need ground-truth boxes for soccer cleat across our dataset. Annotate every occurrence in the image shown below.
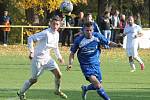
[81,85,87,100]
[17,91,26,100]
[130,69,136,72]
[140,63,144,70]
[54,91,67,99]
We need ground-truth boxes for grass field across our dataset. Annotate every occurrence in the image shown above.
[0,45,150,100]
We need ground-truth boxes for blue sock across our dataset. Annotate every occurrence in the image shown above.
[86,84,96,91]
[97,87,110,100]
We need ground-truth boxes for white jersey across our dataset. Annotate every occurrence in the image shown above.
[28,28,62,60]
[123,24,142,49]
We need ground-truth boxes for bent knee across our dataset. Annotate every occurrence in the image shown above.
[29,78,37,84]
[94,83,102,89]
[57,73,62,79]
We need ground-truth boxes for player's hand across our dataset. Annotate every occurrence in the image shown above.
[66,65,72,71]
[58,58,64,64]
[29,52,34,60]
[120,33,126,37]
[117,43,123,47]
[134,35,138,38]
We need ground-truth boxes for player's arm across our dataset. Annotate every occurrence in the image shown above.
[28,35,35,60]
[121,25,128,37]
[66,52,75,71]
[97,33,122,47]
[53,46,64,64]
[135,30,143,38]
[108,41,122,47]
[28,30,46,59]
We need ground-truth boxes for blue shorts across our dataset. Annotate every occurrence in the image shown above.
[80,64,102,82]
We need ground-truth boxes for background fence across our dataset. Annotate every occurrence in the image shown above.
[0,25,150,48]
[0,25,82,44]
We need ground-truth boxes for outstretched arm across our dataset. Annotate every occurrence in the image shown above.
[109,41,123,47]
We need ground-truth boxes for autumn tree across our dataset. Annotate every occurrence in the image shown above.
[15,0,87,24]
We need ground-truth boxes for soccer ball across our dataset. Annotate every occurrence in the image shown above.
[60,0,73,14]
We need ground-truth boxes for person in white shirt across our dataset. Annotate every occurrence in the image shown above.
[123,16,144,72]
[17,16,67,100]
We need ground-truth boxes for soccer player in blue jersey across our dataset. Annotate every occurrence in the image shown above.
[66,22,121,100]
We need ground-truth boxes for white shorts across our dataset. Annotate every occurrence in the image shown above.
[31,58,59,79]
[126,47,138,57]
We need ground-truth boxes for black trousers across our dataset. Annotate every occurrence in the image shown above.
[3,31,9,44]
[61,29,72,46]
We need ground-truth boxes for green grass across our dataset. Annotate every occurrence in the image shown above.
[0,47,150,100]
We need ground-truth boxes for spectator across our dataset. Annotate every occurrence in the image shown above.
[74,11,84,27]
[73,11,84,39]
[0,10,11,46]
[99,11,112,48]
[111,10,120,42]
[84,13,101,33]
[117,14,126,44]
[134,13,142,27]
[61,12,74,47]
[32,14,40,26]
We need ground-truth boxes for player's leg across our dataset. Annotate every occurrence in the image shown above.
[51,68,61,92]
[133,48,144,70]
[129,56,136,72]
[19,77,38,94]
[127,48,136,72]
[134,56,144,70]
[51,68,67,99]
[81,65,110,100]
[17,59,41,100]
[88,75,110,100]
[47,59,67,99]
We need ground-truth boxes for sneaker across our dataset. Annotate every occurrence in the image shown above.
[130,69,136,72]
[81,85,87,100]
[140,63,144,70]
[3,44,7,47]
[17,91,26,100]
[54,91,67,99]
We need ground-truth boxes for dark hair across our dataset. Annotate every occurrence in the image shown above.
[51,15,61,21]
[85,13,92,17]
[83,22,93,27]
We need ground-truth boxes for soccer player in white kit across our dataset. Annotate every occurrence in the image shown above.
[123,16,144,72]
[17,16,67,100]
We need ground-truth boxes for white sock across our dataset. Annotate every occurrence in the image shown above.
[129,61,136,70]
[134,56,143,64]
[55,78,61,92]
[20,80,31,94]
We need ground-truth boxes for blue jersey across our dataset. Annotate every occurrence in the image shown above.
[71,32,109,65]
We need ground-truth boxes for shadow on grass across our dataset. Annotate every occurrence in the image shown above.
[0,88,150,100]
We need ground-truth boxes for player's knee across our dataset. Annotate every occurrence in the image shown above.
[29,78,37,84]
[94,83,101,89]
[57,73,62,79]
